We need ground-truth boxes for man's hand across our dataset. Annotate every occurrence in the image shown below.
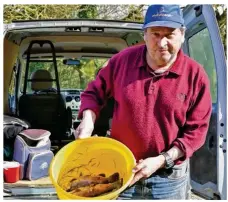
[129,155,165,186]
[74,110,96,139]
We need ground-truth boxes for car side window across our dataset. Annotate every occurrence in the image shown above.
[188,28,217,103]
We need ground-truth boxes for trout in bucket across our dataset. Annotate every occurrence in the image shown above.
[68,172,120,191]
[70,178,123,197]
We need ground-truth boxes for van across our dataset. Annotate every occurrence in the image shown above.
[3,4,227,199]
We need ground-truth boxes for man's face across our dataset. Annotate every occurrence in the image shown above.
[144,26,184,66]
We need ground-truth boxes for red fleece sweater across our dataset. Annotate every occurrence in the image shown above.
[78,45,212,164]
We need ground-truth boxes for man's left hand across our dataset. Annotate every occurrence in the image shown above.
[129,155,165,186]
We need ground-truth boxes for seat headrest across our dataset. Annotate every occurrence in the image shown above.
[30,69,53,91]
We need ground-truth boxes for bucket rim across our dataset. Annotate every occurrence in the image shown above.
[49,137,136,199]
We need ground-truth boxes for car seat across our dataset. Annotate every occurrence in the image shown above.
[18,40,72,142]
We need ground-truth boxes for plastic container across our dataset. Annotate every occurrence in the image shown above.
[49,137,136,200]
[4,161,20,183]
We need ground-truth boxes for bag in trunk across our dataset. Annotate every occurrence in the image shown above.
[13,129,53,180]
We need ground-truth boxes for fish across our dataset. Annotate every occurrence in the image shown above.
[70,178,123,197]
[58,176,77,191]
[68,172,119,191]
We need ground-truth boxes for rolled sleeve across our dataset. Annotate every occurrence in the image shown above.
[173,74,212,162]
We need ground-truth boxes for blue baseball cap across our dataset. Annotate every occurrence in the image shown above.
[143,5,185,29]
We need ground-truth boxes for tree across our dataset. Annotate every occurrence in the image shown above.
[3,5,81,23]
[96,5,132,20]
[122,5,144,22]
[77,5,98,19]
[213,5,227,55]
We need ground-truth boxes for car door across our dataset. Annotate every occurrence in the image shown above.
[182,5,227,200]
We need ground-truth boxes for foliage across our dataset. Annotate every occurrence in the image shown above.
[77,5,98,19]
[3,5,81,23]
[122,5,144,22]
[213,5,227,55]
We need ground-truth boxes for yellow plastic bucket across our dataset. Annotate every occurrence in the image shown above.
[49,137,136,200]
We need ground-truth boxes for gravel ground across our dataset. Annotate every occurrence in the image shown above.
[190,192,205,200]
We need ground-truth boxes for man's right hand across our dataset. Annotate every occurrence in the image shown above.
[74,110,96,139]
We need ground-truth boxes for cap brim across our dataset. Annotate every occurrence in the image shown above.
[143,21,183,29]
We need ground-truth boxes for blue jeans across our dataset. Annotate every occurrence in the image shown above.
[118,160,190,200]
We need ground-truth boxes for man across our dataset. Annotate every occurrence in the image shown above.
[75,4,212,199]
